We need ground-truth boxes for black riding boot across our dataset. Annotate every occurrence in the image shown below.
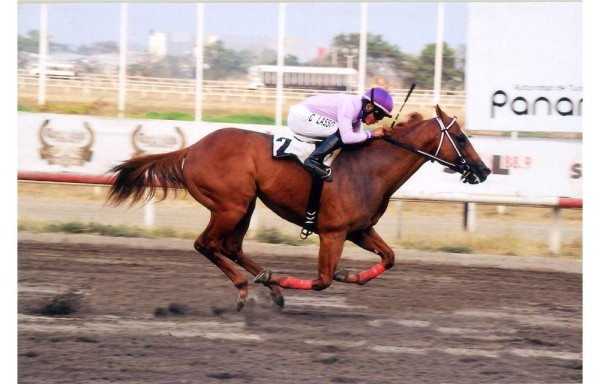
[303,134,341,181]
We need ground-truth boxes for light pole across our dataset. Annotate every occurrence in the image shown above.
[341,47,358,69]
[341,47,358,91]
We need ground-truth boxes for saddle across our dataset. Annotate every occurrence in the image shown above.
[272,131,341,239]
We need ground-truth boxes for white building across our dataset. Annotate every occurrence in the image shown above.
[148,30,167,58]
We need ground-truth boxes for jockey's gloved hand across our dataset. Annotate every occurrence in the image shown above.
[371,127,388,138]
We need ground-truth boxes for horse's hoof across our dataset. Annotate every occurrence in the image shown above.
[236,299,245,312]
[254,269,272,284]
[269,292,285,309]
[333,268,349,282]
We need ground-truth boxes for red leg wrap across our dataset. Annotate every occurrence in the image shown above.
[279,276,313,290]
[358,262,386,284]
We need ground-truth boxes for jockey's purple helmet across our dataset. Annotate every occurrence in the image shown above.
[362,87,394,117]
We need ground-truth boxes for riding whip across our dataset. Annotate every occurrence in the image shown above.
[390,83,416,128]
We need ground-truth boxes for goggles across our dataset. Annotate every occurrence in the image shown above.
[372,107,388,120]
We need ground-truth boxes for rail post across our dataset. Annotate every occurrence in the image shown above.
[144,197,155,228]
[549,207,561,254]
[463,202,477,232]
[395,200,403,239]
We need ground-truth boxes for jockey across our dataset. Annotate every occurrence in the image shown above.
[286,87,394,181]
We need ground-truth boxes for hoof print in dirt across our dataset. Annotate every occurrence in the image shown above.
[38,292,83,316]
[212,305,229,317]
[154,303,189,317]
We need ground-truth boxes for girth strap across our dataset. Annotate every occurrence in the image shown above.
[300,175,325,239]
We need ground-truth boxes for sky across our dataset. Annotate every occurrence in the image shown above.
[17,2,468,61]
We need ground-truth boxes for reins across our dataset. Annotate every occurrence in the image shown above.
[382,116,472,175]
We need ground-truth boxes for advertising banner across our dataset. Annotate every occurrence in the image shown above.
[18,113,273,177]
[398,137,582,200]
[18,113,582,200]
[465,3,582,132]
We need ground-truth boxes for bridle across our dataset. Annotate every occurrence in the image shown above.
[382,116,482,184]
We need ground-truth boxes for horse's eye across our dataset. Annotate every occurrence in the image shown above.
[457,135,467,146]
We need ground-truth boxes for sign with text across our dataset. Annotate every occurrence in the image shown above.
[465,3,582,132]
[18,113,581,200]
[398,137,581,200]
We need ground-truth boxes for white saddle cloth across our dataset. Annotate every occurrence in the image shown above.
[272,129,339,166]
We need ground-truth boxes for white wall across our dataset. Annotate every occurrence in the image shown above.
[18,113,581,200]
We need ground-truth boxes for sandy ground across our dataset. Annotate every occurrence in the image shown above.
[18,232,582,383]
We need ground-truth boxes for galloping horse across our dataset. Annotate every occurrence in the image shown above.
[107,105,491,310]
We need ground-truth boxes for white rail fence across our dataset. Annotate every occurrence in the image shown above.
[17,176,580,256]
[17,71,466,108]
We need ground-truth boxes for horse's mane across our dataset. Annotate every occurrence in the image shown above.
[388,112,424,134]
[343,112,425,151]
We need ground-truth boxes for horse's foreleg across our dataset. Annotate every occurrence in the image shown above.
[334,227,395,285]
[255,232,345,291]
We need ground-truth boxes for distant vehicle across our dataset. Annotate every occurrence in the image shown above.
[28,62,77,79]
[247,65,357,91]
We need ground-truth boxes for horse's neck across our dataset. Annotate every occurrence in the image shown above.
[395,119,441,154]
[369,120,440,195]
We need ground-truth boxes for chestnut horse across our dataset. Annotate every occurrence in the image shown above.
[107,105,490,310]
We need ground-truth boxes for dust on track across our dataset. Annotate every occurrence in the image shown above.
[18,233,582,384]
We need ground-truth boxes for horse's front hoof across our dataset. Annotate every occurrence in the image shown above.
[333,268,349,282]
[254,269,272,284]
[269,292,285,309]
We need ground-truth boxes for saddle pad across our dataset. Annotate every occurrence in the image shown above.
[272,130,339,166]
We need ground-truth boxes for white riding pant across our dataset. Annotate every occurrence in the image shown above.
[287,104,339,139]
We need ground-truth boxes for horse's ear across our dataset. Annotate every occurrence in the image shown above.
[434,104,448,121]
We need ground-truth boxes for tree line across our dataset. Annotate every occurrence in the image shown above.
[18,30,464,90]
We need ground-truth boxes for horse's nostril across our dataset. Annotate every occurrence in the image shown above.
[480,164,491,177]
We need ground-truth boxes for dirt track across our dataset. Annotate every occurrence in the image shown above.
[18,233,581,384]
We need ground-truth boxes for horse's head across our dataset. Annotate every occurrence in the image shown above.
[432,105,491,184]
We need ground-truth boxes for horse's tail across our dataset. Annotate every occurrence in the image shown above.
[107,148,189,207]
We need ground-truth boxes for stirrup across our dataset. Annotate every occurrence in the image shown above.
[300,227,313,239]
[317,168,332,181]
[303,159,332,181]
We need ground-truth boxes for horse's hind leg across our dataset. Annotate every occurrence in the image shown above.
[333,227,395,285]
[194,210,254,310]
[223,199,285,308]
[195,200,284,310]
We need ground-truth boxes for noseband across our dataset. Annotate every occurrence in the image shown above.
[383,117,482,184]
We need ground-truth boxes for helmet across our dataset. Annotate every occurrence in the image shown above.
[362,87,393,118]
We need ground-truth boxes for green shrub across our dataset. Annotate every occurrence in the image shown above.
[254,226,287,244]
[35,221,197,239]
[145,111,194,121]
[204,113,280,125]
[253,226,305,246]
[437,245,473,254]
[39,103,92,115]
[46,222,89,234]
[18,104,35,112]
